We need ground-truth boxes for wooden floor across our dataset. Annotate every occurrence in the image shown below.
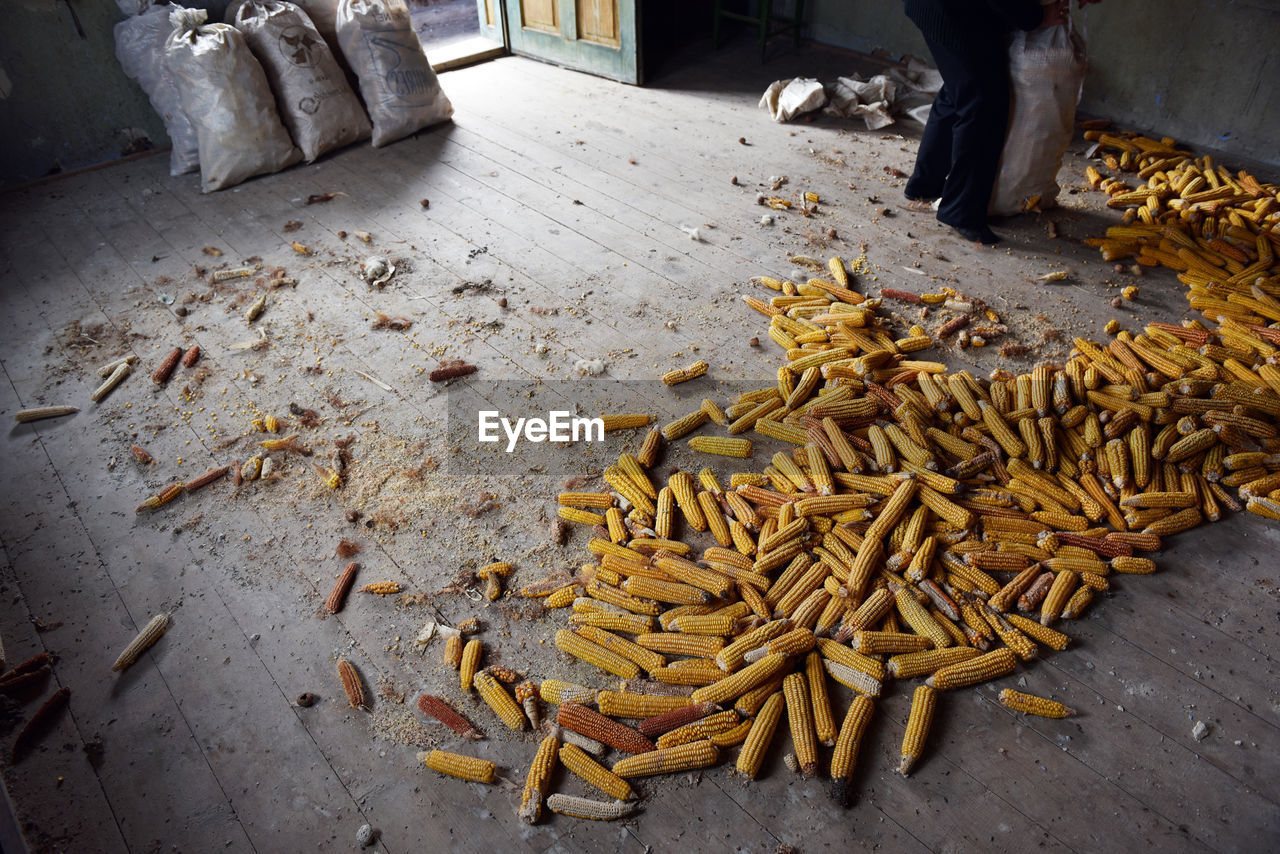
[1,41,1277,854]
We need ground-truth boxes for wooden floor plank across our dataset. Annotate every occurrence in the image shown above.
[1,41,1276,854]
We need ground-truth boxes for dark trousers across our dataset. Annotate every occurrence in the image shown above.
[904,34,1010,230]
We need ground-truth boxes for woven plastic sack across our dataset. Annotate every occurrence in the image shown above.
[336,0,453,147]
[114,4,200,176]
[233,1,370,161]
[990,22,1086,216]
[165,8,300,191]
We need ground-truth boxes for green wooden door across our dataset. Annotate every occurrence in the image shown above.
[476,0,503,44]
[496,0,640,84]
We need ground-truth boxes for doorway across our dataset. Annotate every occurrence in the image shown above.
[411,0,641,83]
[410,0,505,71]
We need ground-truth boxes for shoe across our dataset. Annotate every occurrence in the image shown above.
[950,225,1002,245]
[902,198,937,213]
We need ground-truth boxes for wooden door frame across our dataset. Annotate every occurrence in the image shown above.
[503,0,642,84]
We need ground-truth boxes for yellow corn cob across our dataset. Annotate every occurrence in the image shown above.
[519,733,559,824]
[1141,507,1202,535]
[980,401,1028,457]
[690,436,755,458]
[830,694,874,805]
[999,689,1076,718]
[663,360,710,386]
[662,409,710,441]
[736,691,785,780]
[570,609,656,634]
[743,627,817,663]
[634,632,725,658]
[701,398,729,427]
[893,584,953,649]
[982,607,1039,662]
[1104,438,1131,489]
[867,424,897,471]
[656,709,741,749]
[575,626,667,674]
[111,613,170,672]
[622,575,709,606]
[637,427,663,468]
[596,690,689,719]
[419,749,496,784]
[863,477,919,543]
[716,620,794,670]
[460,639,483,692]
[667,471,707,531]
[988,565,1043,613]
[1039,570,1079,626]
[657,604,713,632]
[887,646,980,679]
[698,491,732,546]
[585,578,662,616]
[815,637,886,680]
[1005,613,1071,651]
[559,506,606,526]
[556,629,643,679]
[1061,586,1095,619]
[618,453,657,499]
[1111,556,1157,574]
[849,630,932,655]
[358,581,401,594]
[696,649,792,705]
[818,656,881,698]
[474,671,528,730]
[804,651,837,746]
[546,585,581,608]
[900,685,938,776]
[539,679,597,706]
[443,634,464,669]
[828,257,849,287]
[600,414,653,432]
[655,487,675,539]
[559,743,633,800]
[629,537,692,556]
[1165,428,1216,463]
[611,740,719,778]
[710,717,754,748]
[669,614,736,636]
[782,672,818,777]
[925,647,1017,690]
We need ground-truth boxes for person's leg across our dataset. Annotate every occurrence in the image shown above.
[904,81,956,202]
[930,38,1009,240]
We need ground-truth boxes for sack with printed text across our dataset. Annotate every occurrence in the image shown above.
[336,0,453,147]
[234,1,371,161]
[165,8,300,191]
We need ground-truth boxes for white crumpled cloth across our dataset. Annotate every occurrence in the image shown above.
[758,78,828,122]
[760,59,943,129]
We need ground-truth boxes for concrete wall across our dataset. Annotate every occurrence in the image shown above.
[804,0,1280,169]
[0,1,171,189]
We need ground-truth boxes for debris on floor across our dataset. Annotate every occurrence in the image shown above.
[1080,128,1279,334]
[761,61,941,127]
[393,237,1280,824]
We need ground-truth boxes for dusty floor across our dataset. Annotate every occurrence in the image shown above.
[0,40,1277,854]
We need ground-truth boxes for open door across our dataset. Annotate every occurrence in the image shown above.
[497,0,640,84]
[476,0,503,44]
